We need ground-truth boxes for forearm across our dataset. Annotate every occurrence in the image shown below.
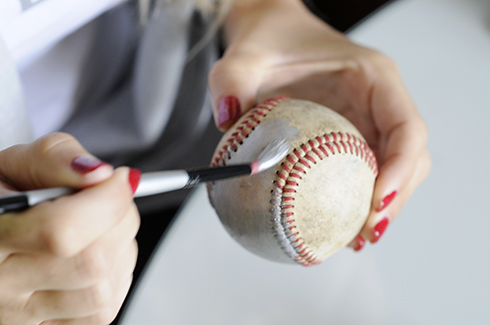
[223,0,339,47]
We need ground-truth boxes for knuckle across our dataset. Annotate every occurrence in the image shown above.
[43,232,78,258]
[34,132,77,156]
[75,248,110,283]
[369,50,397,69]
[209,56,251,86]
[38,212,80,257]
[358,49,399,75]
[91,277,132,324]
[87,281,113,311]
[27,133,79,189]
[93,306,122,325]
[208,58,227,84]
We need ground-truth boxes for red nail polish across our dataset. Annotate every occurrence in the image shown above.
[128,169,141,195]
[377,190,397,212]
[353,235,365,252]
[373,217,390,243]
[218,96,241,129]
[71,156,108,174]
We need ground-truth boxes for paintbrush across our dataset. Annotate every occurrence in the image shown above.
[0,139,289,213]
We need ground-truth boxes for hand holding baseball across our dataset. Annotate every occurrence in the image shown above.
[209,0,431,249]
[0,133,140,324]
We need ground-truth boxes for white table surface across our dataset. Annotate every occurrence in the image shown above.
[121,0,490,323]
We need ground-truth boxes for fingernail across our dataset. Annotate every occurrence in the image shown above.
[218,96,241,129]
[128,169,141,195]
[372,217,390,243]
[377,190,397,212]
[353,235,366,252]
[71,156,109,174]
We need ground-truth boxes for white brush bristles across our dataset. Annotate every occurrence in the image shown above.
[252,139,290,174]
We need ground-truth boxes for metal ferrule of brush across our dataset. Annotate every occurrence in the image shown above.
[134,171,190,198]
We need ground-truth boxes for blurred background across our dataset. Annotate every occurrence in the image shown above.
[122,0,490,324]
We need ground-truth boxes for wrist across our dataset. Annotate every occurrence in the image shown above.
[223,0,312,46]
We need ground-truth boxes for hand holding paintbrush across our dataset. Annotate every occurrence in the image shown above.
[0,133,289,323]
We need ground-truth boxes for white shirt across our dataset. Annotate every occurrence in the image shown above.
[0,0,126,64]
[0,0,126,137]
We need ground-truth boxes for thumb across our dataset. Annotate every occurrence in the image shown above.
[208,54,266,131]
[0,132,113,191]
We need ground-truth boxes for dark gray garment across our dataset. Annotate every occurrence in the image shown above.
[60,1,222,214]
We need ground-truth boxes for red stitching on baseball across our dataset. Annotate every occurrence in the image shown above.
[277,172,287,181]
[305,154,316,164]
[298,158,311,168]
[282,164,291,172]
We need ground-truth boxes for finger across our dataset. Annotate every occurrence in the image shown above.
[381,149,431,220]
[0,132,113,191]
[208,52,268,131]
[347,234,366,252]
[25,240,137,321]
[41,205,140,291]
[41,276,133,325]
[361,148,431,244]
[0,168,138,256]
[368,59,429,214]
[347,149,430,250]
[372,121,427,210]
[0,203,140,293]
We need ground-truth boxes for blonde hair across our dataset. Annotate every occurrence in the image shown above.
[138,0,235,61]
[188,0,236,61]
[193,0,235,17]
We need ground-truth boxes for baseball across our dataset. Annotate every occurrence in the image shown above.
[207,97,378,266]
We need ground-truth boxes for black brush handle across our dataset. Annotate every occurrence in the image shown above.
[186,165,251,186]
[0,194,29,213]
